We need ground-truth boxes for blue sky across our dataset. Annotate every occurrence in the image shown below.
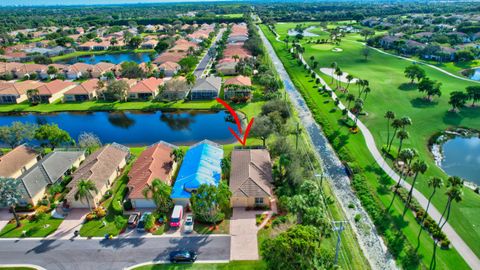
[1,0,231,6]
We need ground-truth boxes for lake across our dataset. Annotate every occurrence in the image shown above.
[288,26,319,37]
[0,110,238,146]
[469,67,480,81]
[440,136,480,184]
[59,52,156,65]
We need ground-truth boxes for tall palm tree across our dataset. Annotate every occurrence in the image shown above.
[403,159,428,216]
[396,130,410,157]
[384,111,396,149]
[26,89,40,104]
[74,179,98,212]
[309,55,315,65]
[345,74,354,91]
[400,116,412,131]
[363,87,371,101]
[388,118,403,152]
[170,148,185,163]
[438,176,463,229]
[142,179,173,214]
[330,62,337,84]
[346,93,356,110]
[388,148,416,210]
[419,177,443,236]
[334,67,343,89]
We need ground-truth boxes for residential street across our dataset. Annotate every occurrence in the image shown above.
[193,28,225,79]
[0,235,230,270]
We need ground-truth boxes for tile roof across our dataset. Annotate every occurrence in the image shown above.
[153,51,187,64]
[224,75,251,87]
[65,79,100,95]
[35,80,76,95]
[130,77,164,94]
[192,76,222,92]
[229,149,273,198]
[159,61,181,71]
[127,142,176,199]
[0,80,44,96]
[0,145,39,178]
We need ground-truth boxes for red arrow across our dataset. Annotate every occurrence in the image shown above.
[216,97,254,146]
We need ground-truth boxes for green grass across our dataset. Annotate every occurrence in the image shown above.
[50,49,155,62]
[0,216,62,238]
[132,261,266,270]
[261,23,471,269]
[217,13,244,19]
[193,219,230,234]
[0,267,36,270]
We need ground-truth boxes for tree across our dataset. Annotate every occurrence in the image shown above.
[0,178,24,227]
[309,55,315,65]
[34,123,72,150]
[384,111,396,149]
[170,148,185,163]
[334,67,343,89]
[26,89,40,104]
[154,41,169,53]
[185,73,196,86]
[47,65,58,78]
[261,225,334,270]
[388,118,402,151]
[404,65,425,84]
[142,179,173,214]
[360,28,375,42]
[448,91,469,112]
[250,115,274,147]
[418,78,442,100]
[329,62,337,84]
[420,177,443,226]
[438,176,463,229]
[363,86,371,101]
[120,61,145,79]
[403,160,428,216]
[466,86,480,107]
[396,130,410,157]
[128,36,142,49]
[78,132,102,154]
[362,45,370,61]
[190,182,231,226]
[345,74,354,90]
[74,179,98,212]
[178,56,197,73]
[103,80,130,101]
[0,122,36,148]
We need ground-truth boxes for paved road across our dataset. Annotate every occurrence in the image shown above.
[259,26,396,270]
[0,235,230,270]
[193,29,225,79]
[285,30,480,269]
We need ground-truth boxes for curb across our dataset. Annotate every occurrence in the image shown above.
[124,260,230,270]
[0,264,46,270]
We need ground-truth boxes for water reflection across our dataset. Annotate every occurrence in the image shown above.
[160,113,195,131]
[108,112,136,129]
[440,136,480,184]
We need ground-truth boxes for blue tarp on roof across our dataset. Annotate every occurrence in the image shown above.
[171,141,223,200]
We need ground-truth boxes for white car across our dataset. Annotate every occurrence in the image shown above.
[184,214,194,233]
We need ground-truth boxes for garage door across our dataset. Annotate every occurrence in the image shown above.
[231,197,248,208]
[133,199,156,209]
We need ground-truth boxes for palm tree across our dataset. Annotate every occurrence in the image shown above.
[26,89,40,104]
[330,62,337,84]
[438,176,463,229]
[334,67,343,89]
[346,93,355,110]
[363,87,371,101]
[400,116,412,131]
[388,118,403,152]
[388,148,416,210]
[419,177,443,236]
[396,130,409,157]
[403,159,428,216]
[232,54,240,62]
[74,179,98,212]
[309,55,315,65]
[345,74,354,91]
[384,111,396,149]
[170,148,185,163]
[142,179,173,213]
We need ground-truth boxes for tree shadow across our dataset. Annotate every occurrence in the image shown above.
[152,235,215,262]
[398,83,417,91]
[26,239,62,254]
[442,111,463,126]
[99,236,146,249]
[410,97,438,108]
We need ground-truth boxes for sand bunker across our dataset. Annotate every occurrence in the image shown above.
[332,48,343,52]
[320,68,358,83]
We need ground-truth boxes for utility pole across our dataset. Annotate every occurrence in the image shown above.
[332,220,347,266]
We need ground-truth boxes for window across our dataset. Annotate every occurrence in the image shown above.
[255,197,264,205]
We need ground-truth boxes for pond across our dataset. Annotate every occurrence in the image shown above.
[288,26,319,37]
[440,136,480,185]
[468,67,480,81]
[59,52,156,65]
[0,110,238,146]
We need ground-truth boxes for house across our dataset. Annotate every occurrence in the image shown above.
[65,143,130,208]
[171,140,223,206]
[128,77,164,100]
[92,62,115,78]
[190,76,222,100]
[64,79,102,102]
[32,80,76,103]
[0,145,40,179]
[224,75,252,99]
[162,76,190,100]
[379,35,400,49]
[18,150,85,206]
[229,149,274,208]
[0,62,23,77]
[223,44,252,59]
[216,59,238,75]
[170,39,198,53]
[0,80,44,104]
[153,51,187,65]
[127,141,177,209]
[159,61,181,77]
[12,64,47,79]
[141,39,158,49]
[65,63,93,79]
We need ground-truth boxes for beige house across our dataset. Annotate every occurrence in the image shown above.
[159,61,181,77]
[32,80,76,103]
[65,143,130,209]
[0,145,40,179]
[229,149,274,208]
[64,79,102,102]
[128,77,164,100]
[0,80,44,104]
[65,63,93,80]
[12,64,47,79]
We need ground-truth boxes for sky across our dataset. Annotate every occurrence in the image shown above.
[0,0,232,6]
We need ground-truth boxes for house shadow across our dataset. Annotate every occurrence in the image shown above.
[410,97,438,108]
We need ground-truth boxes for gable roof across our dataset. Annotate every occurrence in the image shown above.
[127,141,176,199]
[229,149,273,198]
[224,75,251,87]
[0,145,39,178]
[130,77,164,94]
[65,79,100,95]
[19,151,85,199]
[159,61,181,71]
[192,76,222,92]
[35,80,76,95]
[153,51,187,64]
[0,80,44,96]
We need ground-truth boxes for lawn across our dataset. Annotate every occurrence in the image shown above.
[270,22,480,259]
[193,219,230,234]
[0,216,62,238]
[0,267,36,270]
[261,24,470,269]
[132,261,266,270]
[217,13,244,19]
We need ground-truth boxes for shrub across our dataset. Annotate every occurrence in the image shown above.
[94,207,106,218]
[354,214,361,223]
[440,239,450,249]
[36,205,50,214]
[102,190,112,200]
[111,200,123,215]
[86,213,96,221]
[348,203,355,209]
[114,215,126,231]
[144,214,155,232]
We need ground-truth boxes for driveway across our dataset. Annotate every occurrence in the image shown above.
[229,208,260,260]
[0,209,11,231]
[47,209,88,240]
[0,235,230,270]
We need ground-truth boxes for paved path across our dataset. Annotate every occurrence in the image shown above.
[0,235,230,270]
[193,28,225,79]
[292,36,480,269]
[47,209,88,240]
[259,26,397,270]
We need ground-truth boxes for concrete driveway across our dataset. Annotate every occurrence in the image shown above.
[230,208,260,260]
[47,209,88,240]
[0,209,12,231]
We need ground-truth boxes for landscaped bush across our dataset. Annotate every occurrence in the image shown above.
[144,214,155,232]
[111,200,123,215]
[86,213,96,221]
[94,207,106,218]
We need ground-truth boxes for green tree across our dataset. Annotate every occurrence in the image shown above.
[403,159,428,216]
[26,89,40,104]
[448,91,469,112]
[0,122,37,148]
[466,85,480,106]
[419,177,443,234]
[178,56,197,73]
[128,36,142,49]
[261,225,334,270]
[360,28,375,42]
[384,111,396,149]
[191,182,231,226]
[418,77,442,100]
[120,61,145,79]
[250,115,274,147]
[142,179,173,214]
[404,65,425,84]
[396,130,410,157]
[0,178,24,227]
[345,74,354,90]
[438,176,464,229]
[154,41,169,53]
[388,118,402,151]
[34,123,72,150]
[185,73,196,86]
[74,179,98,212]
[78,132,102,154]
[170,148,185,163]
[103,80,130,101]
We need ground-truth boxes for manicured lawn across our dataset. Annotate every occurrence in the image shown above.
[261,24,470,269]
[0,267,36,270]
[132,261,266,270]
[0,216,62,238]
[193,219,230,235]
[217,13,244,19]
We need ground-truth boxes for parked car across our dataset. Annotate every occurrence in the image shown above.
[184,214,194,233]
[128,212,140,228]
[170,205,183,228]
[137,212,151,232]
[169,250,197,263]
